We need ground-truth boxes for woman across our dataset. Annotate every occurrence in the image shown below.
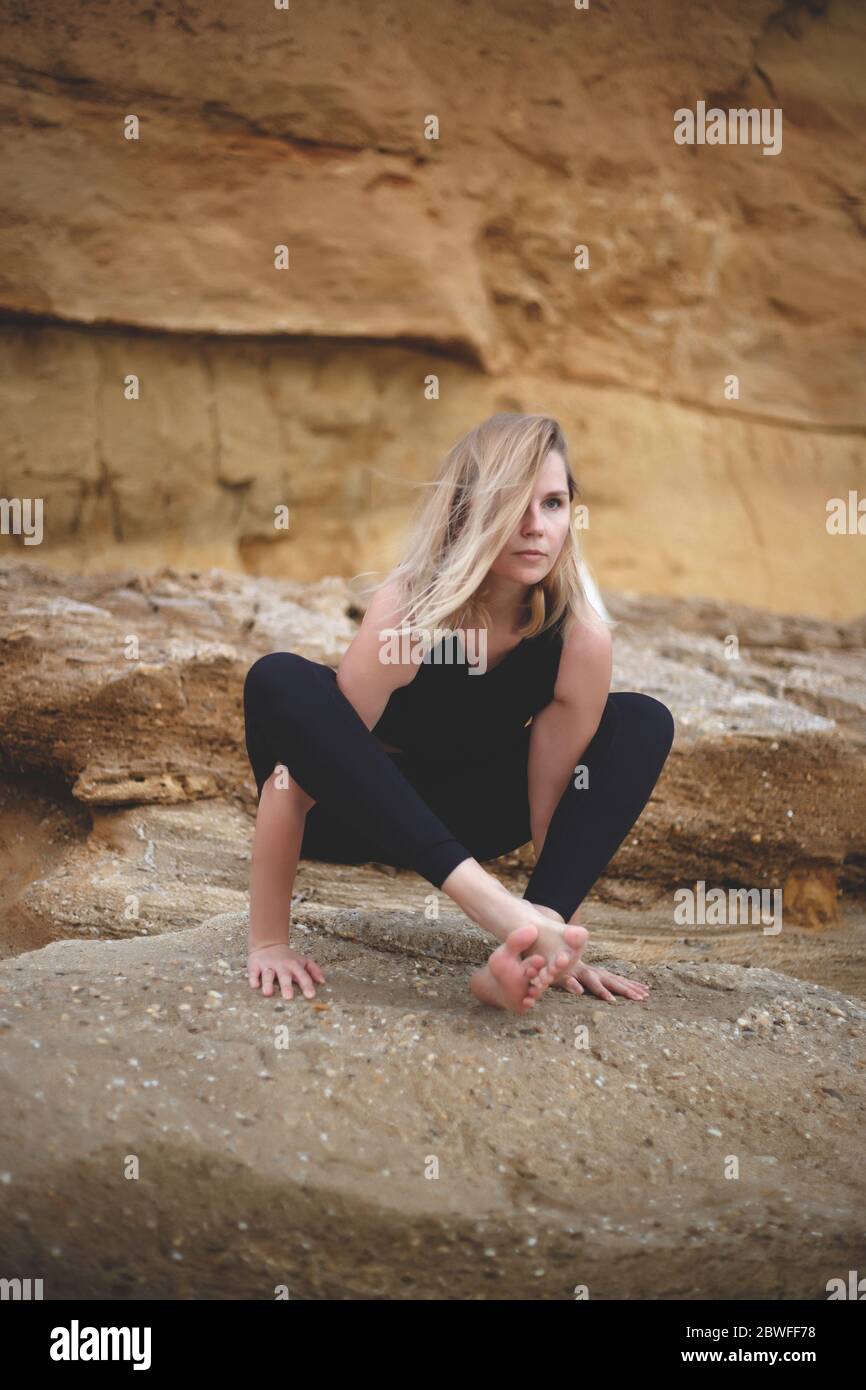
[242,413,674,1015]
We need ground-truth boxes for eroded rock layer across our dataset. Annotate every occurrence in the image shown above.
[0,0,864,613]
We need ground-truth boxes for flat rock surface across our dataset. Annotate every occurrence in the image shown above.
[1,562,864,1298]
[0,910,864,1299]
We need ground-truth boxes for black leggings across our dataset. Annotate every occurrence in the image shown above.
[242,652,675,923]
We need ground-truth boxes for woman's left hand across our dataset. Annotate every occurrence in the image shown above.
[556,961,649,1003]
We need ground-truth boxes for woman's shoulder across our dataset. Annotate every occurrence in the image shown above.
[341,575,419,694]
[362,574,406,629]
[546,607,612,679]
[550,607,613,698]
[555,600,610,644]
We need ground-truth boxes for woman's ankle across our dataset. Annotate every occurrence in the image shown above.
[441,859,509,925]
[525,900,566,924]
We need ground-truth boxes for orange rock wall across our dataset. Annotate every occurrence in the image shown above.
[0,0,863,617]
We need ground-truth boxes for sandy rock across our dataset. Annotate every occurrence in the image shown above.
[1,562,864,938]
[0,561,357,799]
[14,800,252,944]
[0,911,863,1299]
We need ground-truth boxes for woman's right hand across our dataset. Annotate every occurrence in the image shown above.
[247,943,326,1000]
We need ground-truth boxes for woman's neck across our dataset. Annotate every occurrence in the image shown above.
[481,584,535,634]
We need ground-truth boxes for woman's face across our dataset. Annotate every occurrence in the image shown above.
[488,449,572,585]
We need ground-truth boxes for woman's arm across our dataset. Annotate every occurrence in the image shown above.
[246,581,417,992]
[335,578,418,727]
[527,615,613,857]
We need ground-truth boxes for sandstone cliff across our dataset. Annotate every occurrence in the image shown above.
[0,0,864,614]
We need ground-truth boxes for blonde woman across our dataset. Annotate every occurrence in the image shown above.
[243,413,674,1014]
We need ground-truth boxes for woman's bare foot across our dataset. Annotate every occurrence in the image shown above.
[529,902,650,1003]
[470,888,585,979]
[469,925,548,1014]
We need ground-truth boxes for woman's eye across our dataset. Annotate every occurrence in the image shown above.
[543,498,563,509]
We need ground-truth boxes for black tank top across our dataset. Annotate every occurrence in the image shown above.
[371,612,567,763]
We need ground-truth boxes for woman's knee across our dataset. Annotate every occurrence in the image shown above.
[263,762,316,812]
[243,650,315,706]
[611,692,675,755]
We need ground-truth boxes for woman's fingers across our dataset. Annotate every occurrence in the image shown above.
[598,968,649,999]
[276,964,295,1000]
[289,964,316,1000]
[592,977,616,1002]
[553,962,649,1002]
[247,954,326,1000]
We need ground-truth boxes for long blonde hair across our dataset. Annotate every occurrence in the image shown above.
[354,412,614,639]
